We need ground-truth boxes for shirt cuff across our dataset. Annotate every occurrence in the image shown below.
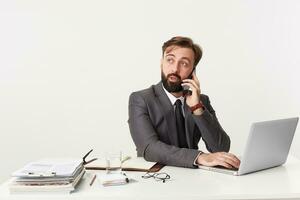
[193,151,204,166]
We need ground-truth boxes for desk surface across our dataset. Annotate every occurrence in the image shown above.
[1,156,300,200]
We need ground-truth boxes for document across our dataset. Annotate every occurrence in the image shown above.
[9,169,85,194]
[12,158,83,178]
[10,158,85,194]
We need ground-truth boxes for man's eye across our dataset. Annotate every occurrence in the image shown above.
[181,62,188,67]
[167,58,174,63]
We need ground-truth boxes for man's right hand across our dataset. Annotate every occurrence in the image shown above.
[196,152,240,169]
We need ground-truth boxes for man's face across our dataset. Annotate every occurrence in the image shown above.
[161,46,195,93]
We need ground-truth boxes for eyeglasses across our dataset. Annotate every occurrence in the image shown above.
[82,149,98,165]
[142,172,170,183]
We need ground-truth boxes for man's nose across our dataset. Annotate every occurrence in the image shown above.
[170,61,180,73]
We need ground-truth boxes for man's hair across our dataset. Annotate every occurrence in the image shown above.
[162,36,203,67]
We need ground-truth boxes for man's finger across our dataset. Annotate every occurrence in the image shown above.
[215,159,233,169]
[216,153,240,168]
[181,82,198,92]
[223,153,240,167]
[182,79,199,91]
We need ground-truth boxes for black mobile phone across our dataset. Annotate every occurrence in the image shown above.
[182,68,195,96]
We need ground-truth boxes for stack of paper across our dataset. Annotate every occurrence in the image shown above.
[9,158,85,194]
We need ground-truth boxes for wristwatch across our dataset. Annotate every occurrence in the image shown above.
[190,101,204,113]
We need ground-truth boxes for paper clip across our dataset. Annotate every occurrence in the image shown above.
[27,171,56,177]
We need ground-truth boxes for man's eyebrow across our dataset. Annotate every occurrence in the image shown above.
[165,53,175,57]
[165,54,192,63]
[181,57,192,63]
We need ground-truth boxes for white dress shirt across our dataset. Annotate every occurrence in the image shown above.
[162,84,185,114]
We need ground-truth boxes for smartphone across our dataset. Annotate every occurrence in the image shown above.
[182,68,195,96]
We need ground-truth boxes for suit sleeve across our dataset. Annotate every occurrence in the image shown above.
[128,92,200,168]
[191,95,230,152]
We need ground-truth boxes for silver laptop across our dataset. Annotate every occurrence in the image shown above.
[198,117,299,176]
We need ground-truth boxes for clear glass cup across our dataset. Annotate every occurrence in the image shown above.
[105,151,122,174]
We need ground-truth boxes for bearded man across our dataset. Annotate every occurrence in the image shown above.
[128,36,240,169]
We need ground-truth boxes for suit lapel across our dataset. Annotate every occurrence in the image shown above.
[153,82,179,146]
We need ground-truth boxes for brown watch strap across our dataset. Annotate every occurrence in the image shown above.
[190,101,204,112]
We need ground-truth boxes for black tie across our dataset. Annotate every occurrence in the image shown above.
[175,99,188,148]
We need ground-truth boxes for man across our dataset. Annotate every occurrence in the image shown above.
[128,36,240,169]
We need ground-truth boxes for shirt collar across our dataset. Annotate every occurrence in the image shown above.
[162,83,185,106]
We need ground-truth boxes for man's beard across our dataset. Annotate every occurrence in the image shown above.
[161,72,183,93]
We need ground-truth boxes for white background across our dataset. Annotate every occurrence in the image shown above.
[0,0,299,183]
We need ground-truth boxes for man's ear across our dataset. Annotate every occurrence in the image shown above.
[160,58,163,69]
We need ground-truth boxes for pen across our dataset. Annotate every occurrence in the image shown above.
[90,174,97,186]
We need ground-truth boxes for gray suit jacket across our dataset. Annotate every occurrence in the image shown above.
[128,82,230,168]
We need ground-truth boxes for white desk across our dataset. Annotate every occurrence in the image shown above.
[1,156,300,200]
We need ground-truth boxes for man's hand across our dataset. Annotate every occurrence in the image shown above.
[197,152,240,169]
[182,72,204,115]
[182,72,200,107]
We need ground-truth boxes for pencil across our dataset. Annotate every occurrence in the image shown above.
[90,174,97,186]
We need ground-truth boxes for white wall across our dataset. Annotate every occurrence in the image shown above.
[1,0,299,183]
